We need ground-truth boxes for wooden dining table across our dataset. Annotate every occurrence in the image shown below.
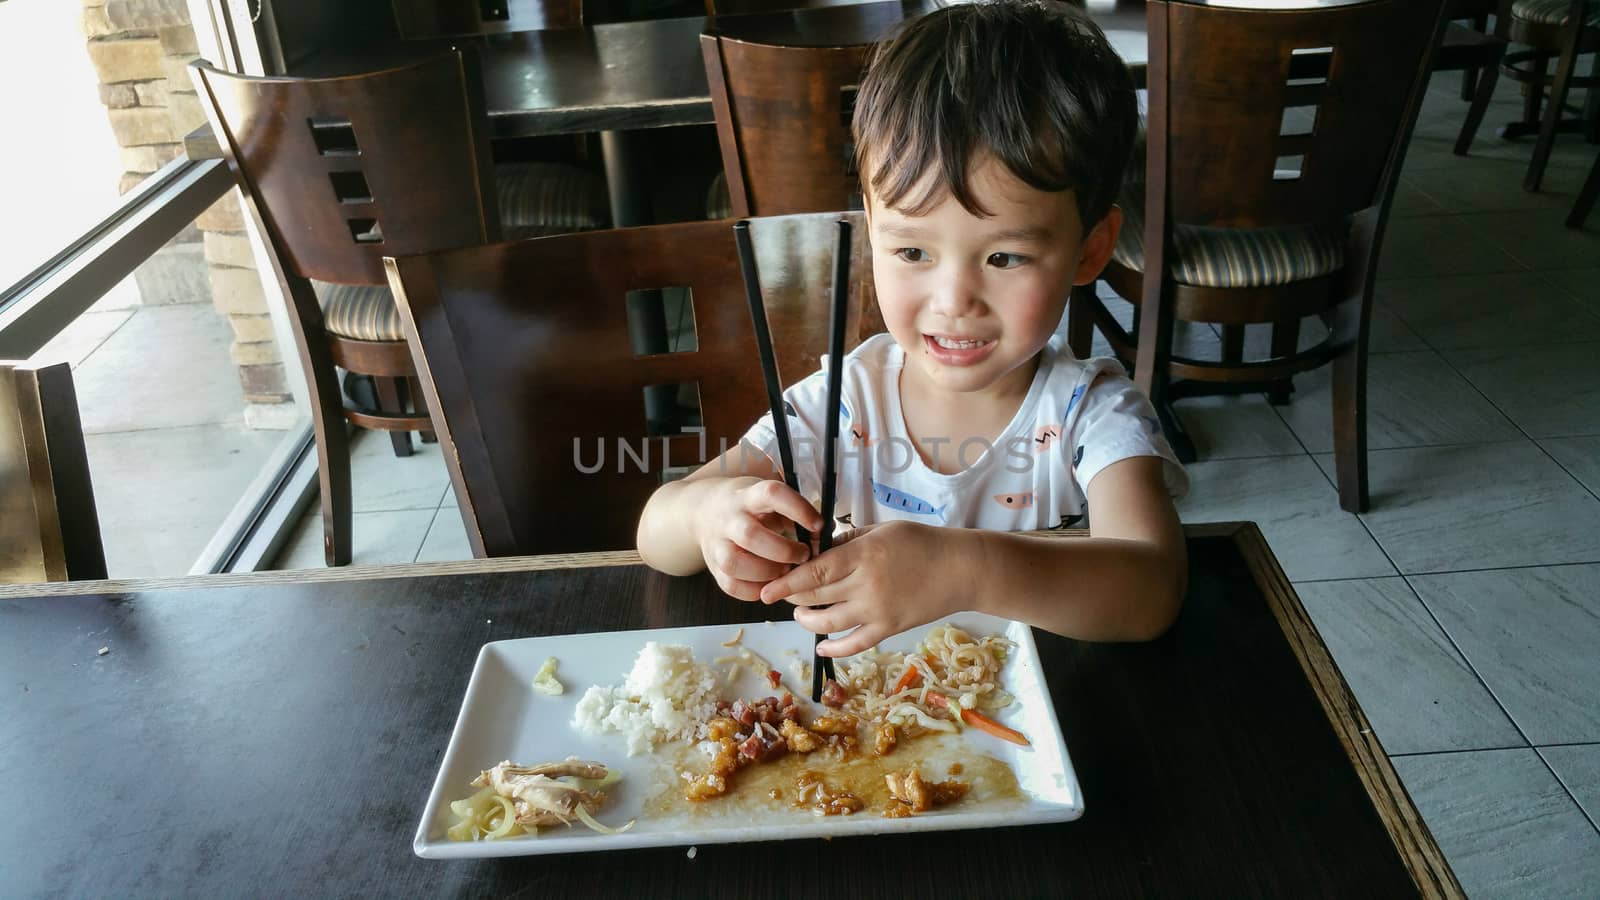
[289,0,1152,141]
[0,522,1461,897]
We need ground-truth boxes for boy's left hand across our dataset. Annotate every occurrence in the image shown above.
[759,520,976,657]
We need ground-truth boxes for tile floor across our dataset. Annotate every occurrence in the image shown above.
[265,76,1600,895]
[27,285,289,578]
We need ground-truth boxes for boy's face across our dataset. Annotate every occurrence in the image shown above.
[865,155,1120,403]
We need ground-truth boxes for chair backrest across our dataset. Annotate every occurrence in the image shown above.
[392,0,582,38]
[386,211,874,556]
[701,31,871,217]
[190,51,503,289]
[0,362,106,583]
[1147,0,1445,230]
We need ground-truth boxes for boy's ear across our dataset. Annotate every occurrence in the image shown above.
[1071,205,1122,286]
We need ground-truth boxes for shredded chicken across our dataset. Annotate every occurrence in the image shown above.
[471,759,611,828]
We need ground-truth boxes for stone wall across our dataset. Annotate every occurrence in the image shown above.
[82,0,296,429]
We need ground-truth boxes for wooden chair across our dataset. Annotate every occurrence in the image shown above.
[385,211,873,556]
[1569,146,1600,226]
[191,50,609,566]
[0,362,106,583]
[1066,0,1447,513]
[1458,0,1599,189]
[700,28,871,219]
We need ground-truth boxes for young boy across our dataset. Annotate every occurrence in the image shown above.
[638,0,1188,655]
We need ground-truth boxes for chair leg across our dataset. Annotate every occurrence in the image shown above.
[1455,51,1502,155]
[1132,276,1195,463]
[308,362,352,567]
[1525,23,1584,192]
[1067,284,1096,359]
[1460,14,1489,101]
[1330,338,1369,514]
[1220,324,1245,364]
[373,376,413,457]
[408,376,438,444]
[1567,150,1600,229]
[1267,317,1301,405]
[1522,52,1550,126]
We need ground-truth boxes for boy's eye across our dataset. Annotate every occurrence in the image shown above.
[987,252,1027,269]
[894,248,927,263]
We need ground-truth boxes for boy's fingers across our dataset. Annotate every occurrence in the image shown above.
[761,552,848,605]
[745,480,824,532]
[733,518,810,566]
[793,602,858,636]
[817,624,884,658]
[714,574,767,603]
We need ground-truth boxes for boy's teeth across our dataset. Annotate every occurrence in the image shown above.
[933,336,986,349]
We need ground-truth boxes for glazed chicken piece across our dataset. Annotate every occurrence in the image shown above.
[808,714,858,736]
[705,718,741,741]
[779,719,823,753]
[685,737,741,800]
[873,722,898,757]
[471,759,609,827]
[883,769,970,814]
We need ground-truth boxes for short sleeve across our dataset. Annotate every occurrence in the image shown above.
[1064,369,1189,500]
[739,369,831,503]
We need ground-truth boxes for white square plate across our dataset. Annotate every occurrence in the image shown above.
[414,613,1082,858]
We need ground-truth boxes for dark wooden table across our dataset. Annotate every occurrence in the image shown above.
[286,0,1151,140]
[0,523,1460,897]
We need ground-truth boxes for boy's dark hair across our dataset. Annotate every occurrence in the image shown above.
[852,0,1137,229]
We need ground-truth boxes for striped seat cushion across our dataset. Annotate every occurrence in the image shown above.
[706,171,732,220]
[1511,0,1600,26]
[1111,181,1347,288]
[493,162,611,232]
[315,281,403,342]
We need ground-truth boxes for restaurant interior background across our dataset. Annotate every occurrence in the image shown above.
[1,0,1598,894]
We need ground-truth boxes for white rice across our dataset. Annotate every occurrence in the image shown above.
[573,642,721,756]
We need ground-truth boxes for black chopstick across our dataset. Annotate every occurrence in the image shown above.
[810,220,852,700]
[732,219,841,703]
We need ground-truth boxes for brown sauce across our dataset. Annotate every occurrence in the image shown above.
[646,733,1023,820]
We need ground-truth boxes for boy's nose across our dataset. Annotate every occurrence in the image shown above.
[929,268,982,319]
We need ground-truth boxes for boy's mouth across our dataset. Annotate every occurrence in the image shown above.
[923,333,997,365]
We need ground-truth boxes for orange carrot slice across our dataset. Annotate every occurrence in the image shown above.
[961,709,1030,746]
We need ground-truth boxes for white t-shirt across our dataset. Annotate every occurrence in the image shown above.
[742,333,1188,533]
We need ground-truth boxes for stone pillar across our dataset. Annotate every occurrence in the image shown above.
[83,0,295,429]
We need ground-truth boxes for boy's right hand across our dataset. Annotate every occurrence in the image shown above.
[694,476,823,602]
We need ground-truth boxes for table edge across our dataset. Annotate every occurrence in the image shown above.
[1227,521,1464,899]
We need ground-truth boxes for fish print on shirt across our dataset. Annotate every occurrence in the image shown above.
[1048,513,1086,530]
[993,492,1034,509]
[837,513,853,527]
[1033,424,1060,452]
[1063,384,1087,420]
[1072,445,1085,468]
[783,400,799,418]
[871,481,947,522]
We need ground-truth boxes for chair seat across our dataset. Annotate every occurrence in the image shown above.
[1511,0,1600,27]
[707,171,732,220]
[1111,181,1347,288]
[313,164,606,343]
[494,162,611,232]
[316,282,404,342]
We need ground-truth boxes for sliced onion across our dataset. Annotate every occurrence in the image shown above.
[484,795,519,839]
[573,803,635,835]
